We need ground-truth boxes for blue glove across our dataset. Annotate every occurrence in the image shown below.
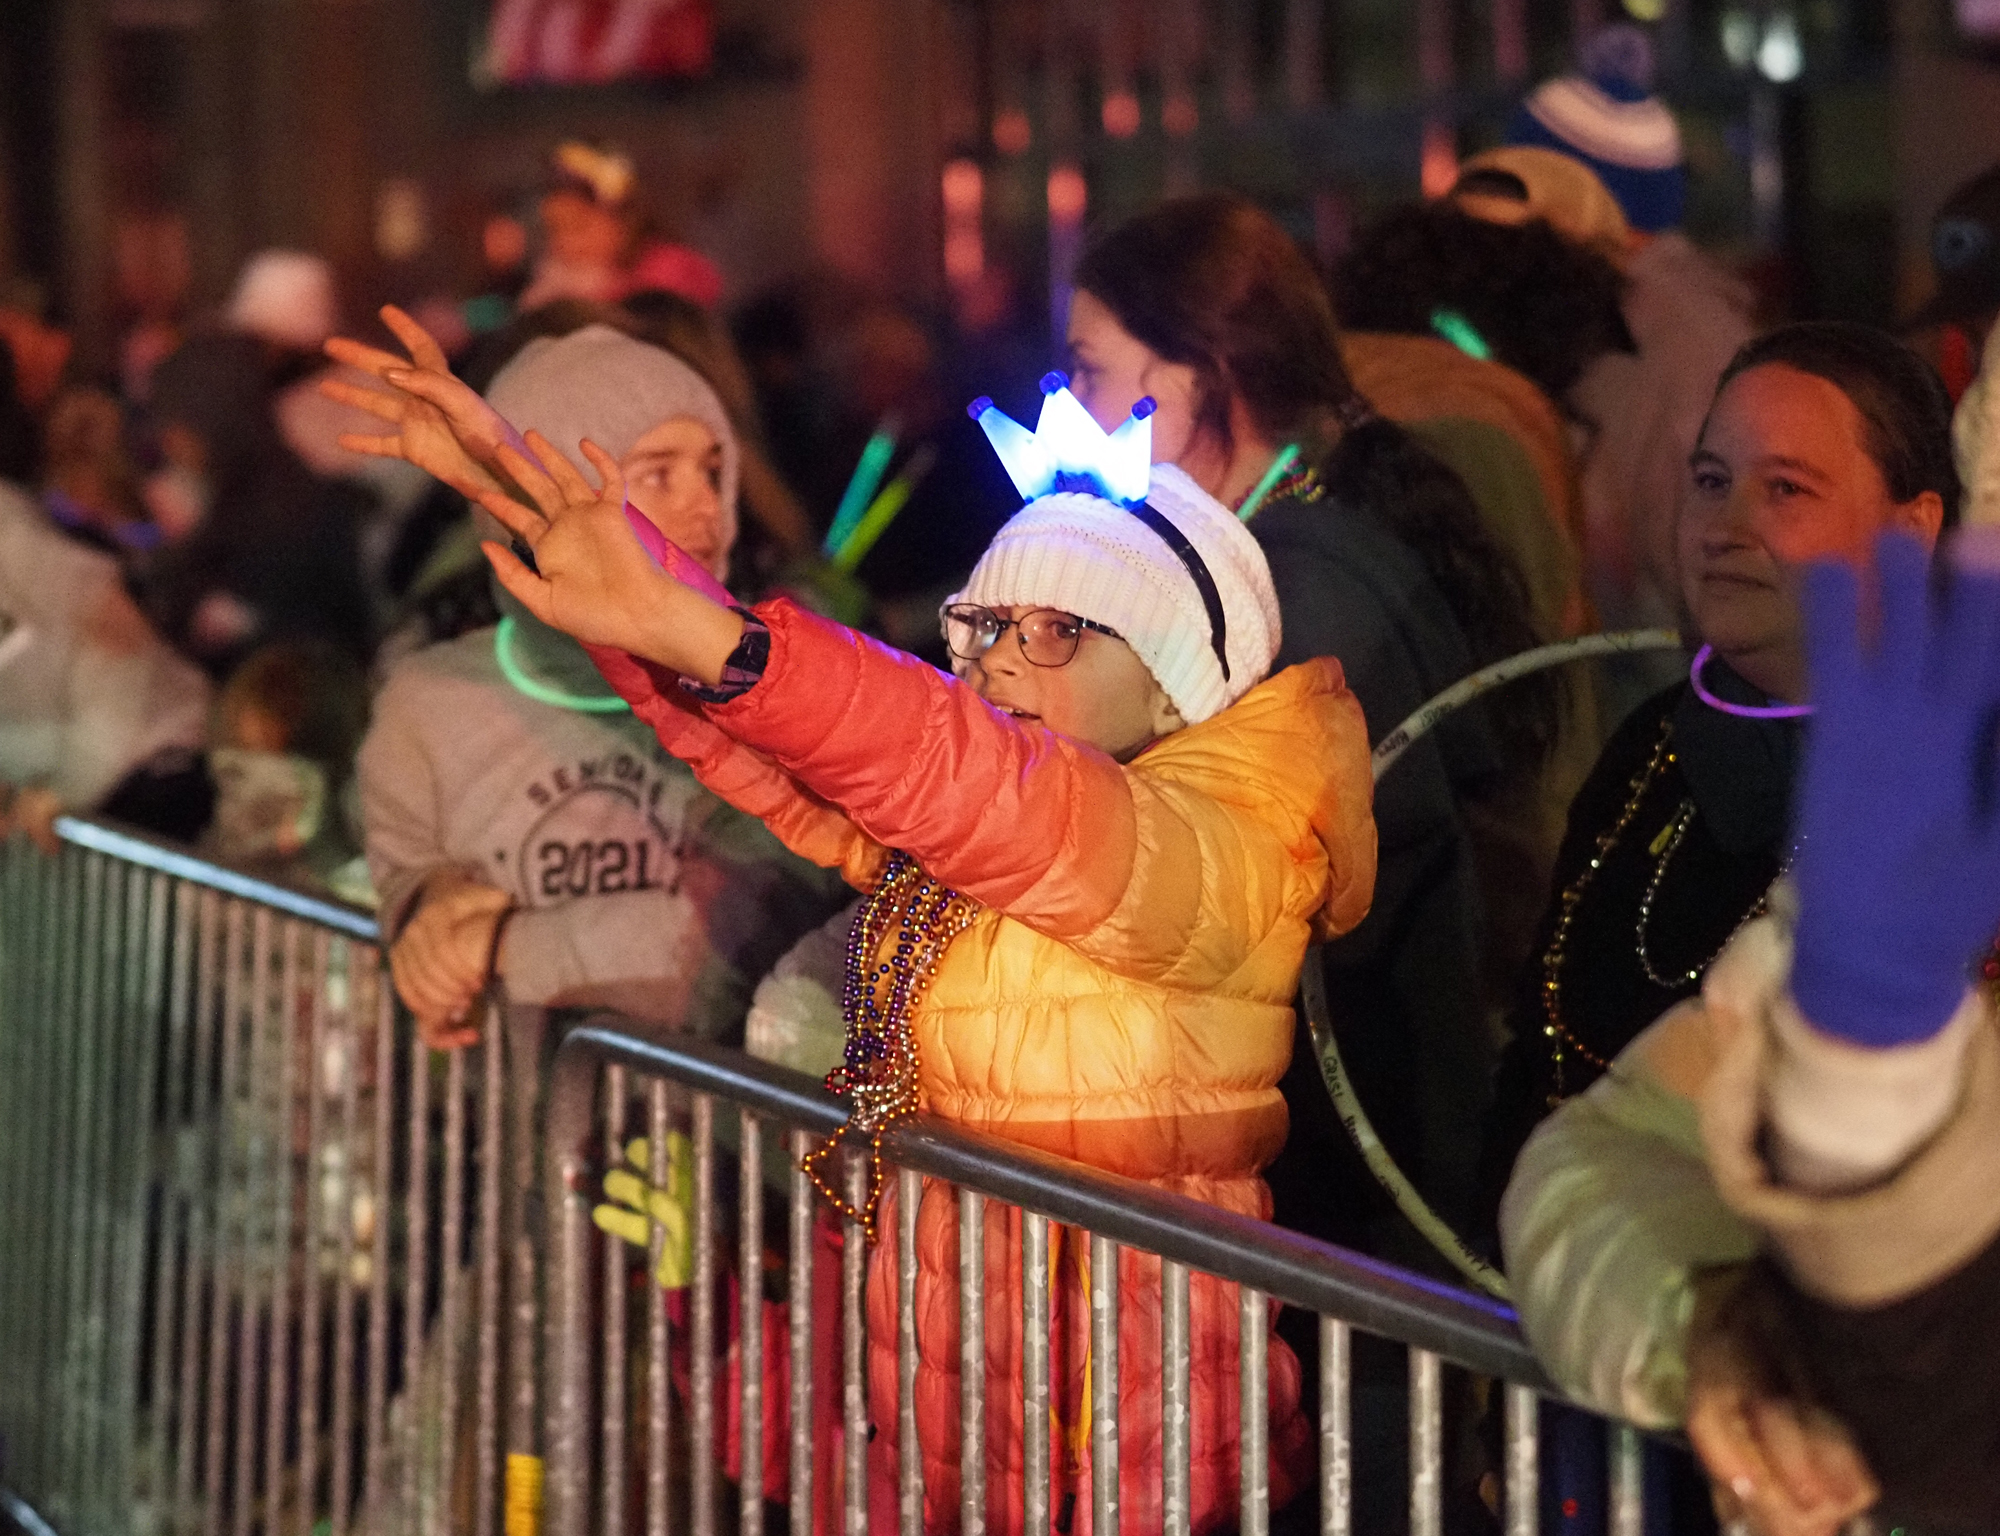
[1790,531,2000,1047]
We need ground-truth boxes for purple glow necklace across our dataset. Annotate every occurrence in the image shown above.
[1689,644,1815,719]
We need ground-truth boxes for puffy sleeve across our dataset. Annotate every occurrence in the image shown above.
[1499,1001,1759,1428]
[602,602,1370,990]
[585,637,888,892]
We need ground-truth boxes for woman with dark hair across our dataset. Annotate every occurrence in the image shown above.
[1071,192,1560,1268]
[1494,321,1960,1535]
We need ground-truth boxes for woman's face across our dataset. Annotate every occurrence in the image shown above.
[621,417,734,581]
[1065,289,1201,461]
[1679,363,1944,699]
[954,603,1182,762]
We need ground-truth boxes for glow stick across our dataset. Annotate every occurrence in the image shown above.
[1234,443,1300,523]
[823,423,899,558]
[830,444,939,573]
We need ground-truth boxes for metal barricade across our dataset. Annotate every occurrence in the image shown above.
[0,819,1661,1536]
[543,1024,1658,1536]
[0,819,495,1536]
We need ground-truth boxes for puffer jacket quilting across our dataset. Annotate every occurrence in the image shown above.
[592,600,1376,1532]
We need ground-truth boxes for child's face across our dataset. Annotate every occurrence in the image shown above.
[956,605,1184,762]
[623,417,734,581]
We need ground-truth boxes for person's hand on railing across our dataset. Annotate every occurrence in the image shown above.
[478,434,747,685]
[0,784,63,856]
[388,870,514,1050]
[320,305,524,508]
[593,1133,695,1290]
[1683,1268,1878,1536]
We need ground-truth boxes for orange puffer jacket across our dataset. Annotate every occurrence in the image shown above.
[593,600,1376,1533]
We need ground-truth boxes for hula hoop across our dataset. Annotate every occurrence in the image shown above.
[1312,628,1685,1298]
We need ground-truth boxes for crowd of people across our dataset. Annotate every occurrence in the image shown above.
[5,25,2000,1536]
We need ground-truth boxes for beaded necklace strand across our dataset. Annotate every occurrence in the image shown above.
[802,852,981,1241]
[1539,718,1786,1103]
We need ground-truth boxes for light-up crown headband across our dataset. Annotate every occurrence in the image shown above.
[968,373,1230,681]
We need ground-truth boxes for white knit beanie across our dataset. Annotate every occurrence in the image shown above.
[948,463,1281,725]
[484,323,739,516]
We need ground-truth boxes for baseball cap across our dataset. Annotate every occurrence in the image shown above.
[1451,146,1634,264]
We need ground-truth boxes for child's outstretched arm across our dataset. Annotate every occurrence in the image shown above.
[482,443,1365,974]
[479,441,1140,925]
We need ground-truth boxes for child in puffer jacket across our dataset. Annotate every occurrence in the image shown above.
[421,373,1377,1532]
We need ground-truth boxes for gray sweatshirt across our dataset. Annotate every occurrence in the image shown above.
[358,626,846,1034]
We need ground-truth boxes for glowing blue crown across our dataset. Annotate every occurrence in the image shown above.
[968,372,1154,508]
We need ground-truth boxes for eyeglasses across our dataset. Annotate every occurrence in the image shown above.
[940,604,1123,669]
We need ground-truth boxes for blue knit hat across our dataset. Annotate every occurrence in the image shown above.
[1505,25,1685,234]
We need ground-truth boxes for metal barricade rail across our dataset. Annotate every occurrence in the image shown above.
[0,819,1659,1536]
[542,1027,1647,1536]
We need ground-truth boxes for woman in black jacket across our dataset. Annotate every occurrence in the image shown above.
[1070,194,1558,1269]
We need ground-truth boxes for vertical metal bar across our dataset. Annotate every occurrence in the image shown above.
[59,850,107,1522]
[112,861,161,1526]
[896,1169,922,1536]
[541,1050,599,1536]
[1504,1386,1538,1536]
[75,855,122,1530]
[1239,1287,1270,1536]
[645,1080,673,1536]
[1608,1424,1645,1536]
[331,950,370,1536]
[1319,1319,1351,1536]
[690,1094,716,1536]
[476,1002,506,1536]
[262,921,303,1536]
[295,931,333,1536]
[41,845,79,1515]
[419,1041,467,1536]
[21,846,70,1498]
[1088,1234,1119,1536]
[506,1005,544,1490]
[1408,1350,1443,1536]
[787,1130,814,1536]
[601,1064,630,1536]
[0,844,23,1452]
[401,1029,431,1536]
[364,958,395,1528]
[148,881,197,1505]
[76,856,124,1530]
[958,1190,986,1536]
[36,847,79,1501]
[738,1110,764,1536]
[842,1155,868,1536]
[1160,1261,1190,1536]
[174,890,224,1533]
[0,844,25,1445]
[232,906,277,1536]
[1019,1212,1049,1536]
[202,899,250,1534]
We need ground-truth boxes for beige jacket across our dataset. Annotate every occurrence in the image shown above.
[1501,903,2000,1426]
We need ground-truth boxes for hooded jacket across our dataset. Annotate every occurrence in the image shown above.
[592,598,1376,1533]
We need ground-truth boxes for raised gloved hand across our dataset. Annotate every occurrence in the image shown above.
[592,1133,695,1291]
[1790,531,2000,1046]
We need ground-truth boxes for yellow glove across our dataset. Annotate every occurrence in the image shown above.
[592,1133,694,1291]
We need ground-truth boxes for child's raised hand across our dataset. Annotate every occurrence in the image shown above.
[321,305,515,504]
[479,433,746,682]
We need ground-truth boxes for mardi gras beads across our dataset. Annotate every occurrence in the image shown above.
[802,852,981,1241]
